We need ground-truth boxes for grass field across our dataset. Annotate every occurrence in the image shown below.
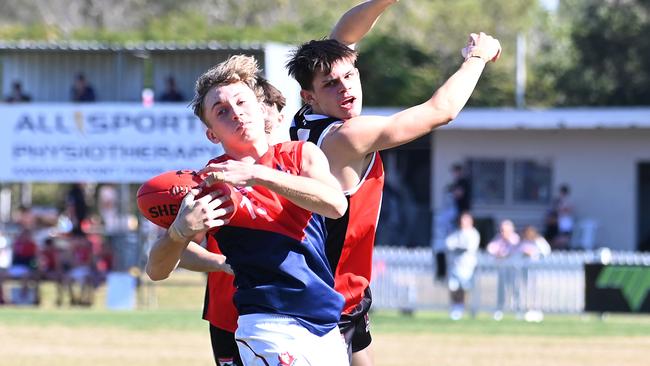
[1,274,649,366]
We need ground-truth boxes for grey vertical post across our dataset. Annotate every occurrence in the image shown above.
[515,33,527,109]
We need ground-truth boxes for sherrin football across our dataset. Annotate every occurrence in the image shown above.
[136,170,236,229]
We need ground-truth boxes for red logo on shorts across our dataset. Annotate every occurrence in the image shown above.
[278,352,296,366]
[217,358,234,366]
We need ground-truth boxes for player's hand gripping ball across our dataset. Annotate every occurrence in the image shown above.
[136,170,236,229]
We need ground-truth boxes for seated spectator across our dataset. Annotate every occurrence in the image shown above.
[71,73,96,102]
[159,76,184,102]
[7,227,40,305]
[5,81,31,103]
[445,212,480,320]
[39,237,65,306]
[63,230,96,306]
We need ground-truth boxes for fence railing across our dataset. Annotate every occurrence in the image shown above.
[370,246,650,315]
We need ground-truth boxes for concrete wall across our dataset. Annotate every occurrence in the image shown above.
[432,128,650,250]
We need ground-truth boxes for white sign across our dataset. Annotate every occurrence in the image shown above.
[0,103,223,183]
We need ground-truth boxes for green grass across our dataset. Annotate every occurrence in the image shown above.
[2,307,650,337]
[0,308,205,331]
[371,310,650,337]
[2,274,650,338]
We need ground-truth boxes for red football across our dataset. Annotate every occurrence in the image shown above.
[136,170,237,229]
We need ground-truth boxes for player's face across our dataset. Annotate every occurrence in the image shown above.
[262,103,284,134]
[203,82,266,148]
[303,58,362,120]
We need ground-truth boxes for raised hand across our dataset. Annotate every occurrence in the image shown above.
[461,32,502,63]
[168,188,233,241]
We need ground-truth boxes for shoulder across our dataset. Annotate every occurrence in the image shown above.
[275,140,304,151]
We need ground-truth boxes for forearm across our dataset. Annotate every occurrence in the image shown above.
[330,0,398,46]
[255,166,347,219]
[427,57,486,121]
[178,241,229,273]
[145,230,190,281]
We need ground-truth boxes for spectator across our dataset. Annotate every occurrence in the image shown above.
[445,212,480,320]
[65,183,88,233]
[98,184,120,235]
[487,220,520,258]
[450,164,471,224]
[5,208,40,305]
[517,226,551,322]
[63,230,96,306]
[545,184,574,250]
[159,76,184,102]
[433,185,459,282]
[5,81,31,103]
[519,226,551,260]
[71,73,96,102]
[487,219,521,320]
[39,237,64,306]
[0,229,10,304]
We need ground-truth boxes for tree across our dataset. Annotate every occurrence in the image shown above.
[555,0,650,105]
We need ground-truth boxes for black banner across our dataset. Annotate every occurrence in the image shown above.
[585,263,650,313]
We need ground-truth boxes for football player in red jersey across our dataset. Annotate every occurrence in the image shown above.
[161,2,403,365]
[194,77,287,366]
[287,20,501,366]
[146,55,349,365]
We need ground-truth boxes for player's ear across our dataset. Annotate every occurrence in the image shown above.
[300,89,315,106]
[205,129,221,144]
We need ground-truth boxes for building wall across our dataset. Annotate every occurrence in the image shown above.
[151,50,265,104]
[2,51,143,102]
[432,128,650,251]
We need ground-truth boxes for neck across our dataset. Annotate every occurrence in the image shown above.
[225,138,270,162]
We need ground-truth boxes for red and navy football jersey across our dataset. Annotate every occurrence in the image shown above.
[290,106,384,314]
[202,236,238,333]
[208,141,344,336]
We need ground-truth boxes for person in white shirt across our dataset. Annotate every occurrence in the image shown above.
[445,212,480,320]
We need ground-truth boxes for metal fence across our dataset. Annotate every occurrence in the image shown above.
[370,246,650,315]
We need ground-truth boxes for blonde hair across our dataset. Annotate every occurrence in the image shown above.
[191,55,265,125]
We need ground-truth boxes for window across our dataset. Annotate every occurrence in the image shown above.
[513,160,552,204]
[468,159,505,205]
[468,158,552,206]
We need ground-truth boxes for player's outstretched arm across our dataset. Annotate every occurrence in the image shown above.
[199,143,347,219]
[324,32,501,161]
[179,242,233,274]
[145,190,233,281]
[330,0,399,48]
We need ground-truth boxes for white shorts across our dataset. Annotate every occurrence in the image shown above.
[235,313,349,366]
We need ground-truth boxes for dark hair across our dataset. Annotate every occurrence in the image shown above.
[286,39,357,90]
[559,184,570,194]
[257,77,286,112]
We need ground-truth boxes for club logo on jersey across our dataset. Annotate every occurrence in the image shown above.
[278,352,296,366]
